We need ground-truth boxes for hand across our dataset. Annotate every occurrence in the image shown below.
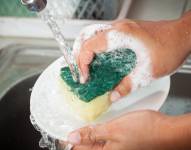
[64,110,168,150]
[72,11,191,102]
[60,110,191,150]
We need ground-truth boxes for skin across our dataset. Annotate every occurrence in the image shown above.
[65,110,191,150]
[63,11,191,150]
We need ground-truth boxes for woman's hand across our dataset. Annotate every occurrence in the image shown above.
[72,11,191,102]
[64,110,165,150]
[62,110,191,150]
[63,110,191,150]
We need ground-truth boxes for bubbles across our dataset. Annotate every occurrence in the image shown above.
[29,87,33,92]
[72,24,112,56]
[106,30,154,91]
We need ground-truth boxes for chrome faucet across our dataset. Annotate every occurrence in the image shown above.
[21,0,47,12]
[21,0,79,82]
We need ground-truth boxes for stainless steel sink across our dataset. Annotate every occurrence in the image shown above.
[160,73,191,115]
[0,42,63,99]
[0,74,43,150]
[0,42,191,149]
[0,42,62,150]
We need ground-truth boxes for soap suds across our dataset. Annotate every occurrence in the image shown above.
[72,24,112,57]
[107,30,154,91]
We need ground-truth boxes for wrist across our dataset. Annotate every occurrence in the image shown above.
[176,11,191,53]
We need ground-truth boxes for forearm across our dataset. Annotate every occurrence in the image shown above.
[175,10,191,54]
[153,10,191,75]
[156,113,191,150]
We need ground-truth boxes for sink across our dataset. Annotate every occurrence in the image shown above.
[0,74,46,150]
[160,73,191,115]
[0,42,64,99]
[0,42,63,150]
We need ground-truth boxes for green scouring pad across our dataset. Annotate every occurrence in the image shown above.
[60,48,137,102]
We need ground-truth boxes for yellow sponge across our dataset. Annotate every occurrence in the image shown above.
[58,77,111,121]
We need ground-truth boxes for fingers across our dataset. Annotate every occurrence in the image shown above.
[72,141,119,150]
[59,141,103,150]
[78,50,94,83]
[68,124,110,146]
[110,76,132,102]
[59,141,73,150]
[73,24,112,83]
[103,142,119,150]
[77,32,108,83]
[72,142,105,150]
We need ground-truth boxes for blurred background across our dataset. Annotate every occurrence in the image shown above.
[0,0,190,39]
[0,0,130,39]
[0,0,35,17]
[0,0,190,18]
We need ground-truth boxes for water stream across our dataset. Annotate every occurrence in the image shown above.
[39,10,79,82]
[33,8,78,150]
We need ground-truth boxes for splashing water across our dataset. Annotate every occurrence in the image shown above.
[32,9,76,150]
[39,9,79,82]
[30,115,57,150]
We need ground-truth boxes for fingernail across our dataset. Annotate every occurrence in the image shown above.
[80,76,86,84]
[80,74,88,84]
[110,91,121,102]
[68,132,81,144]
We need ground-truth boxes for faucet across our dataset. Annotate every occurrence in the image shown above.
[21,0,79,82]
[21,0,47,12]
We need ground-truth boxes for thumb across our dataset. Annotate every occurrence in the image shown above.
[110,75,132,102]
[67,124,110,145]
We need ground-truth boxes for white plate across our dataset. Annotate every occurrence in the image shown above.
[31,57,170,140]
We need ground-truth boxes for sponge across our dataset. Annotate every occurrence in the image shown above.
[59,48,136,121]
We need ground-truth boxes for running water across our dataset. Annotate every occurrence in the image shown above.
[39,10,79,82]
